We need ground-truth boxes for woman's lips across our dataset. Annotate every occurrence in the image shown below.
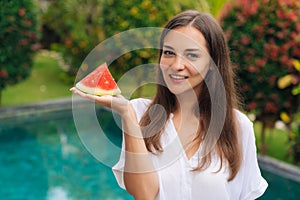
[169,74,188,82]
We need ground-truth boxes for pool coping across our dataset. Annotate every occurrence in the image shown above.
[0,97,89,119]
[1,97,300,183]
[258,154,300,183]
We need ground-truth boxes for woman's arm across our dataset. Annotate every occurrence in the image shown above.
[121,105,159,200]
[70,88,159,199]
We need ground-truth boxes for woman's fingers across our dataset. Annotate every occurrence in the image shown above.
[70,87,97,100]
[70,87,129,113]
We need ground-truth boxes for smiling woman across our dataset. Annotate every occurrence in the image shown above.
[71,10,268,200]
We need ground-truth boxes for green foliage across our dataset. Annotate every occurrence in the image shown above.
[288,113,300,163]
[41,0,209,83]
[220,0,300,127]
[0,0,40,94]
[41,0,104,82]
[207,0,231,18]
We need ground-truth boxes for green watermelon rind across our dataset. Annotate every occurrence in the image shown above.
[75,81,121,96]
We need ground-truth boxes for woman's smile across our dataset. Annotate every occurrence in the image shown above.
[169,74,189,82]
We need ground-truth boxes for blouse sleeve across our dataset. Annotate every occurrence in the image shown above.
[112,98,152,190]
[236,111,268,199]
[112,134,126,189]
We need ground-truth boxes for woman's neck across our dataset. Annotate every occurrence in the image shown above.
[174,89,199,117]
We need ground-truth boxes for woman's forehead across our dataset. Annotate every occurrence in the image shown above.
[163,26,208,53]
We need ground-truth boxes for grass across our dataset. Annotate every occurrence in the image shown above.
[254,122,294,164]
[2,52,73,107]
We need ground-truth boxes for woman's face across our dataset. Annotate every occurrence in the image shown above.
[160,26,210,96]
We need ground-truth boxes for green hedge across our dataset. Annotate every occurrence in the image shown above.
[0,0,40,102]
[41,0,209,82]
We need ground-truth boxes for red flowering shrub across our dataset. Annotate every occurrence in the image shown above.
[220,0,300,129]
[0,0,40,104]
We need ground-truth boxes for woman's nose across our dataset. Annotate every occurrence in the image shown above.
[171,55,185,71]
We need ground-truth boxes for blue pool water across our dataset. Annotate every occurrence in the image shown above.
[0,104,299,199]
[259,169,300,200]
[0,106,132,200]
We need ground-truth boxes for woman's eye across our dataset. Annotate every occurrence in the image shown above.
[187,53,200,59]
[163,50,175,56]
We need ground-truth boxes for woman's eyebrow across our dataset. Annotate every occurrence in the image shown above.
[185,48,202,52]
[163,45,174,50]
[163,45,203,53]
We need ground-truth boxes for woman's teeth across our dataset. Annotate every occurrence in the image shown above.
[170,74,187,80]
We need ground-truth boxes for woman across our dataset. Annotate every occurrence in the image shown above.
[71,10,268,200]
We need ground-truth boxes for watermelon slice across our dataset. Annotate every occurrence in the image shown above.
[75,62,121,96]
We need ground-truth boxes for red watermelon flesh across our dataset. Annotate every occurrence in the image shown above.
[75,62,121,96]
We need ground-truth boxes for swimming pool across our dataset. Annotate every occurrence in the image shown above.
[0,103,132,200]
[0,101,299,199]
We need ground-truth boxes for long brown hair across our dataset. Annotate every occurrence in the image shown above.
[139,10,242,181]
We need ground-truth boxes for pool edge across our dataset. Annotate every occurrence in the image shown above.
[258,154,300,183]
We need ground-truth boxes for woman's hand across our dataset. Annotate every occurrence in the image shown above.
[70,87,141,138]
[70,87,131,118]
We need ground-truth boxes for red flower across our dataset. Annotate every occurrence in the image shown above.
[292,76,299,85]
[279,55,289,64]
[290,31,298,39]
[296,24,300,32]
[255,58,266,67]
[18,8,26,16]
[219,3,232,20]
[241,35,251,45]
[248,65,257,73]
[270,51,278,60]
[242,85,249,92]
[19,39,28,45]
[65,38,72,47]
[265,102,278,113]
[276,31,284,39]
[293,48,300,57]
[261,19,269,26]
[22,19,33,27]
[224,29,232,40]
[279,0,293,6]
[249,101,257,110]
[249,1,259,15]
[276,10,284,19]
[236,13,246,26]
[281,43,291,52]
[29,32,36,40]
[0,70,8,78]
[286,11,297,22]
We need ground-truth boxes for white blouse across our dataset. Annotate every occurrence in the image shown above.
[113,98,268,200]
